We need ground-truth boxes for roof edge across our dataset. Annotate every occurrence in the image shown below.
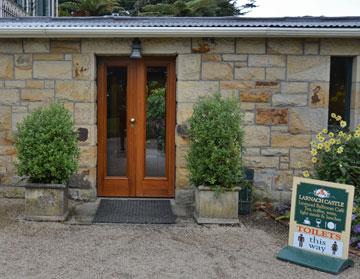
[0,27,359,38]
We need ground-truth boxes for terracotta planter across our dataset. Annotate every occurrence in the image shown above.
[24,183,69,221]
[194,186,240,224]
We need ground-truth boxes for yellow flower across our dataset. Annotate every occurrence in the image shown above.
[339,131,345,137]
[336,139,341,144]
[318,136,325,142]
[317,143,323,150]
[324,142,331,149]
[336,115,342,121]
[303,171,310,178]
[329,138,336,145]
[337,146,344,154]
[312,157,318,163]
[325,147,331,152]
[311,149,318,156]
[328,132,334,138]
[322,128,328,134]
[355,132,360,138]
[331,113,337,119]
[340,120,347,128]
[316,133,322,140]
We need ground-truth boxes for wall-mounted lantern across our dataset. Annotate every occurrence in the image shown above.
[130,38,142,59]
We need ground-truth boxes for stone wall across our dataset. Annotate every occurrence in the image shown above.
[0,37,360,203]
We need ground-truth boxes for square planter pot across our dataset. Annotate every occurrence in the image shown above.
[194,186,240,224]
[24,183,69,222]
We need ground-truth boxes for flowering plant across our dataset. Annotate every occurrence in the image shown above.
[351,202,360,249]
[302,113,360,248]
[303,113,360,192]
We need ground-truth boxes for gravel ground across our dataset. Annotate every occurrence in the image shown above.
[0,198,359,279]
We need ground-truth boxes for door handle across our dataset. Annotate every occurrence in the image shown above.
[130,118,136,124]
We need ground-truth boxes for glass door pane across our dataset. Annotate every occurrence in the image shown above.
[145,67,167,177]
[107,67,127,176]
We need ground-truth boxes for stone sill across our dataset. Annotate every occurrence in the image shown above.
[25,183,66,189]
[197,185,241,192]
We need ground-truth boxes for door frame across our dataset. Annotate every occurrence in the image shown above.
[96,56,176,198]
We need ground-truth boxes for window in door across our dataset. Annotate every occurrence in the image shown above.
[328,57,353,129]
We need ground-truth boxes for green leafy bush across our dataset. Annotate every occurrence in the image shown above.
[303,113,360,198]
[15,103,80,184]
[186,94,244,191]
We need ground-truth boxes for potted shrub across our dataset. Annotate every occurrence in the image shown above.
[15,103,79,221]
[187,94,244,224]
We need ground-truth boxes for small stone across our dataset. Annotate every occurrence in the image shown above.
[222,54,247,61]
[240,91,271,103]
[33,61,72,79]
[26,80,45,89]
[309,82,329,108]
[177,81,218,102]
[202,62,233,80]
[244,126,270,147]
[15,68,32,79]
[24,39,50,53]
[74,103,96,125]
[256,108,288,125]
[0,39,22,53]
[271,134,311,148]
[261,148,289,156]
[281,82,309,94]
[79,146,97,168]
[55,80,94,102]
[266,68,286,81]
[0,106,11,130]
[15,54,32,69]
[243,156,279,168]
[220,81,254,90]
[290,148,312,169]
[177,54,201,81]
[51,40,81,53]
[248,55,286,67]
[202,54,222,62]
[0,55,14,79]
[304,42,319,55]
[193,38,234,54]
[236,38,266,54]
[272,94,308,107]
[267,39,303,55]
[320,39,360,55]
[274,171,293,190]
[5,80,25,89]
[73,54,91,80]
[235,67,265,80]
[21,89,54,102]
[255,81,279,88]
[175,167,189,188]
[289,108,327,134]
[33,54,64,61]
[0,89,19,105]
[287,56,330,81]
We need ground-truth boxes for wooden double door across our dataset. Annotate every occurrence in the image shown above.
[97,57,175,197]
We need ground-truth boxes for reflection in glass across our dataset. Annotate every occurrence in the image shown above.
[107,67,127,176]
[328,57,352,129]
[145,67,167,177]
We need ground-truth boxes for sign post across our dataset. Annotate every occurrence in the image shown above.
[277,177,355,274]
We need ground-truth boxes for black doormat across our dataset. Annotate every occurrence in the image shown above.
[93,199,176,224]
